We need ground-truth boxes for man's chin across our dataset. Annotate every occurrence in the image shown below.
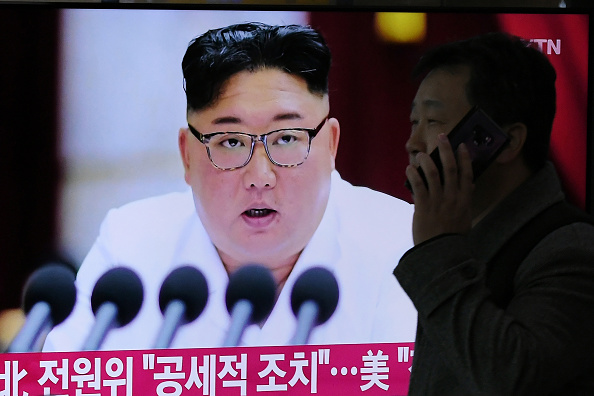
[225,244,303,270]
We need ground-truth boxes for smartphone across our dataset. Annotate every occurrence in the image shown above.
[405,106,510,193]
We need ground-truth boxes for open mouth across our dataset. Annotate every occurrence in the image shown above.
[243,208,276,218]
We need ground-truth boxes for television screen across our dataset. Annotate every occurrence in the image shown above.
[0,5,591,386]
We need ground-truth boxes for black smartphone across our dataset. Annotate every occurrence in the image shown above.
[405,106,510,193]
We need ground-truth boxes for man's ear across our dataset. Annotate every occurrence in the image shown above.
[495,122,527,164]
[179,128,191,183]
[327,117,340,170]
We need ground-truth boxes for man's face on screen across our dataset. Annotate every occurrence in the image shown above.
[179,68,339,272]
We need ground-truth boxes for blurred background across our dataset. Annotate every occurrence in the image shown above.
[0,1,590,347]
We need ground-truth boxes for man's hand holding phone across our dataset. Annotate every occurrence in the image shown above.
[405,107,510,245]
[406,133,474,245]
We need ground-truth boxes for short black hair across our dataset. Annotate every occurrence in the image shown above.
[182,22,331,112]
[413,32,557,171]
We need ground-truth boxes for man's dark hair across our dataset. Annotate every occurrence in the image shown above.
[413,32,557,171]
[182,22,331,112]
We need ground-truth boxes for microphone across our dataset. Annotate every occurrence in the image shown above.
[222,264,275,347]
[153,266,209,349]
[82,267,143,350]
[290,267,339,345]
[8,264,76,352]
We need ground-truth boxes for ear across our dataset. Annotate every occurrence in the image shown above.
[327,117,340,170]
[495,122,527,164]
[178,128,191,183]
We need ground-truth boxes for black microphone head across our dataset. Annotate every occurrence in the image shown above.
[159,265,208,323]
[291,267,339,325]
[225,264,275,324]
[22,264,77,326]
[91,267,143,327]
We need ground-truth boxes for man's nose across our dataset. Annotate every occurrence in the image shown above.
[242,142,277,189]
[405,131,426,156]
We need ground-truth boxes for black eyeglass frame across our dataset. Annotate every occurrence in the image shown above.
[187,115,329,170]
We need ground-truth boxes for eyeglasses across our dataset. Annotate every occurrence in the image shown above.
[187,115,329,170]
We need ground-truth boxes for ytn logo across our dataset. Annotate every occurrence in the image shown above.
[529,39,561,55]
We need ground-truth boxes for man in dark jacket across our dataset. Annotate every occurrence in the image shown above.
[395,32,594,395]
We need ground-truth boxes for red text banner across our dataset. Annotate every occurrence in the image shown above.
[0,342,414,395]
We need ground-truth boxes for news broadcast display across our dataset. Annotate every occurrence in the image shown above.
[0,6,590,395]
